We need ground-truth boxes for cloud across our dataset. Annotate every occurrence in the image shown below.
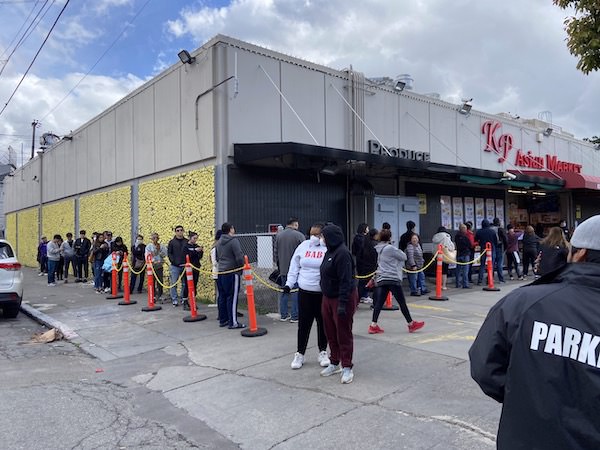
[165,0,600,139]
[0,72,144,163]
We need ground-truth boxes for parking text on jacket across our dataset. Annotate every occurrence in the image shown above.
[530,321,600,368]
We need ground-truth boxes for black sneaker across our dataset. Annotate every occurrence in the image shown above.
[237,312,244,317]
[219,322,229,328]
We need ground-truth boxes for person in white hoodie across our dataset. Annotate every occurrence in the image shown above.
[284,223,330,370]
[432,226,456,290]
[369,229,424,334]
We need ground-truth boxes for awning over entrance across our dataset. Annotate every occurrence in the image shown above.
[234,142,564,188]
[510,170,600,190]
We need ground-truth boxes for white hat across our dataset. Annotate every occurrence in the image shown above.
[571,215,600,251]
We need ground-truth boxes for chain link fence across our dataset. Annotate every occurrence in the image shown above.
[236,232,280,314]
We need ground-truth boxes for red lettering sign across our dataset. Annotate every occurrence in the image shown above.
[482,120,513,163]
[481,121,582,173]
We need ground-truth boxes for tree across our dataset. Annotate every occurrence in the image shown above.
[554,0,600,74]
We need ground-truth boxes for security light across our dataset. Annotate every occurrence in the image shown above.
[543,127,553,137]
[178,50,196,65]
[394,80,406,92]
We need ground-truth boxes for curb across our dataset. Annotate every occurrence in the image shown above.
[20,303,79,340]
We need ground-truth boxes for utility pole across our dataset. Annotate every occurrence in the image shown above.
[31,119,40,159]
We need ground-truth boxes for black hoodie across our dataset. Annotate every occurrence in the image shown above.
[320,225,355,305]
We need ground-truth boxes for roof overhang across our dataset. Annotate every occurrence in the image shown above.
[234,142,565,188]
[510,170,599,190]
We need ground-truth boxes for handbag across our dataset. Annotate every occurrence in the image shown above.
[269,269,283,286]
[365,277,376,289]
[442,247,457,264]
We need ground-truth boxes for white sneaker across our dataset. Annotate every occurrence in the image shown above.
[318,351,330,367]
[104,287,111,293]
[290,352,304,369]
[341,367,354,384]
[363,297,373,304]
[320,363,342,377]
[47,283,56,287]
[38,272,45,277]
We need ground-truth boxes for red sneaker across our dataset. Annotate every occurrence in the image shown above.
[368,324,384,334]
[408,321,425,333]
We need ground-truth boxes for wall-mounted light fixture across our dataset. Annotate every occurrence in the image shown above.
[543,127,553,137]
[32,175,39,182]
[458,99,473,116]
[320,163,339,176]
[177,49,196,65]
[62,135,73,141]
[394,80,406,92]
[501,171,517,180]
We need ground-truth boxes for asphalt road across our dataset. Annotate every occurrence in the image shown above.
[0,313,237,450]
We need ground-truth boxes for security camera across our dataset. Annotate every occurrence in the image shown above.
[502,171,516,180]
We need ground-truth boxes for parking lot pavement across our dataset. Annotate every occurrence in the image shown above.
[21,268,524,449]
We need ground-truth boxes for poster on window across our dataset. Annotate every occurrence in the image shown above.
[475,198,485,227]
[495,199,505,225]
[452,197,464,230]
[464,197,474,228]
[486,199,495,222]
[440,195,452,230]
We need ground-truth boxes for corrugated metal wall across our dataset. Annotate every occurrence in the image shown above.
[228,166,347,236]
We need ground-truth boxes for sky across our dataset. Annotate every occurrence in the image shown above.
[1,0,598,167]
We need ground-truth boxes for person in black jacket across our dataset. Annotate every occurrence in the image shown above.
[399,220,417,252]
[474,219,498,285]
[522,225,540,277]
[469,214,600,450]
[111,237,128,292]
[319,224,357,384]
[74,231,90,282]
[129,234,146,294]
[454,224,473,289]
[357,228,379,303]
[492,218,507,283]
[168,225,188,307]
[182,231,203,310]
[536,226,569,276]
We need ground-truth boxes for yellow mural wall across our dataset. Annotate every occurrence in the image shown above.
[138,166,215,301]
[42,199,75,239]
[79,186,132,246]
[17,207,39,267]
[5,213,16,251]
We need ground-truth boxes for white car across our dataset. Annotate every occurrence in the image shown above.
[0,239,24,318]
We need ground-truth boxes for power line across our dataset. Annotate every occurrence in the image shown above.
[0,0,51,78]
[41,0,153,122]
[0,0,40,60]
[0,0,69,117]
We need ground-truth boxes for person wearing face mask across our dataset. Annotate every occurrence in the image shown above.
[284,223,330,370]
[145,233,168,302]
[130,234,146,294]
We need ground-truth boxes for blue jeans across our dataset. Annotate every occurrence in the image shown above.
[94,260,104,289]
[478,248,496,284]
[170,265,186,301]
[408,271,427,294]
[47,259,58,284]
[456,255,470,288]
[494,247,505,282]
[279,274,298,320]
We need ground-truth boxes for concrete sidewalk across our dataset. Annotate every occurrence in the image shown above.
[21,268,517,449]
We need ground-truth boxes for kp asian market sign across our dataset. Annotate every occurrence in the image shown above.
[481,121,582,173]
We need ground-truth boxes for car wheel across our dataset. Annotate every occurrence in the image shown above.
[2,305,19,318]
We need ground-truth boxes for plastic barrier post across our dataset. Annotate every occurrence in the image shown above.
[142,254,162,312]
[483,242,500,292]
[106,252,124,300]
[118,253,137,306]
[429,244,449,301]
[241,256,267,337]
[183,255,206,322]
[382,291,399,310]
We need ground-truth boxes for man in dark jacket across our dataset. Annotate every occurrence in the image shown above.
[319,224,357,384]
[168,225,187,306]
[399,220,417,252]
[474,219,498,285]
[491,218,507,283]
[74,230,91,282]
[274,217,305,322]
[469,214,600,450]
[454,224,472,288]
[216,222,245,329]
